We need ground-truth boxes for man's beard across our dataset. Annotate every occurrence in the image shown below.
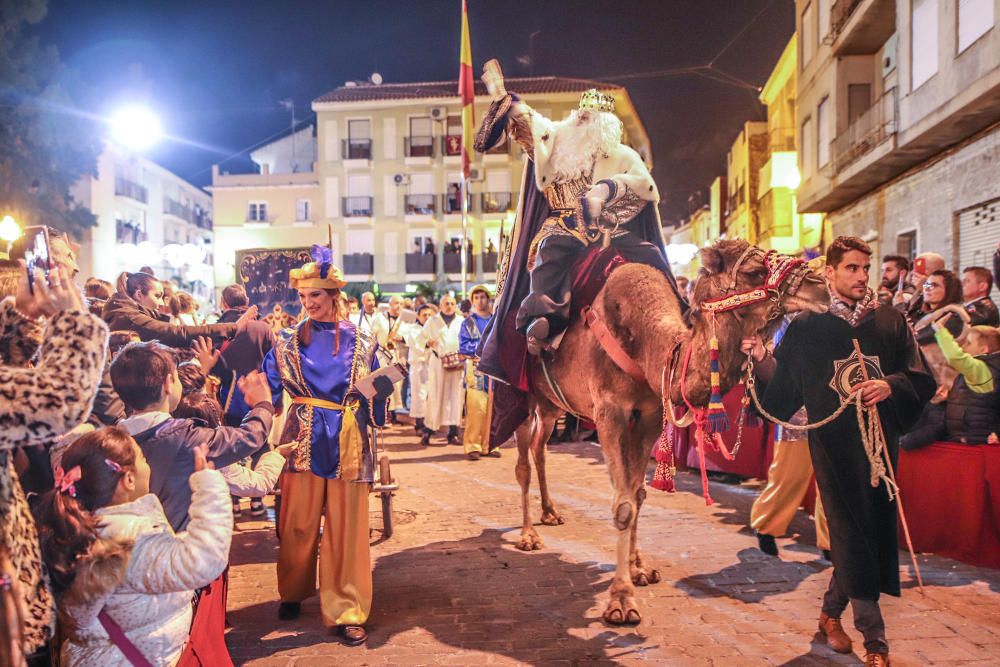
[548,110,623,182]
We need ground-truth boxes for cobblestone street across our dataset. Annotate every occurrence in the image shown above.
[227,426,1000,666]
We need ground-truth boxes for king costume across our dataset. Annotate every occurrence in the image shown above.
[755,295,935,656]
[262,247,388,631]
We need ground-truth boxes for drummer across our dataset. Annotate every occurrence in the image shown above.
[262,245,390,646]
[418,294,466,446]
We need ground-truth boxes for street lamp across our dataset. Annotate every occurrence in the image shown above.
[0,216,21,243]
[110,106,162,151]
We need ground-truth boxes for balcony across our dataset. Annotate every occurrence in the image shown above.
[441,192,471,215]
[342,138,372,160]
[405,252,436,275]
[404,194,436,216]
[480,192,513,214]
[115,219,146,244]
[482,251,498,273]
[343,253,374,275]
[115,177,148,204]
[163,198,194,224]
[831,87,897,175]
[342,196,373,218]
[829,0,895,55]
[441,135,462,157]
[404,136,435,158]
[443,248,474,274]
[768,126,796,152]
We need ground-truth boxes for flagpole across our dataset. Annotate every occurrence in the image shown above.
[458,0,473,300]
[461,174,469,299]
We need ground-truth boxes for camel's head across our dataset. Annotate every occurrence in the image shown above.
[691,240,829,340]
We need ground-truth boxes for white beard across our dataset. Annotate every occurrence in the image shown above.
[548,110,623,183]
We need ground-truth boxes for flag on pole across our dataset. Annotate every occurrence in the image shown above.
[459,0,474,179]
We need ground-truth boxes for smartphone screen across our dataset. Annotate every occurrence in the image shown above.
[14,226,52,293]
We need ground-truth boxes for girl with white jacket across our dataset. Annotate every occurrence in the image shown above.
[32,426,232,666]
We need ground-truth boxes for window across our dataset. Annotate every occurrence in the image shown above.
[897,230,917,263]
[444,115,462,156]
[344,174,373,217]
[248,201,268,222]
[958,0,994,52]
[346,119,371,159]
[802,3,816,66]
[817,97,830,168]
[818,0,830,41]
[296,198,311,222]
[912,0,939,89]
[407,117,434,157]
[801,117,814,177]
[847,84,872,124]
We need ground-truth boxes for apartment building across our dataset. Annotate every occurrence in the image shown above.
[724,121,768,244]
[72,143,214,298]
[756,34,826,255]
[796,0,1000,272]
[210,76,653,294]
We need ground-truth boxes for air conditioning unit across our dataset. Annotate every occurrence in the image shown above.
[393,173,410,186]
[429,106,448,120]
[468,168,483,181]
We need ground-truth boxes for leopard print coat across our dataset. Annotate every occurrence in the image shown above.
[0,299,109,654]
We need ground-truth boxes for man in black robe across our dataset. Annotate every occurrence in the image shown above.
[744,236,935,666]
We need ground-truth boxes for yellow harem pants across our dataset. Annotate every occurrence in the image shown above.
[750,439,830,551]
[463,360,491,455]
[277,471,372,626]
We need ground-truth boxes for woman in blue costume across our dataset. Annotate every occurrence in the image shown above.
[262,246,387,646]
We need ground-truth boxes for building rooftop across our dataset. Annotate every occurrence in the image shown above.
[314,76,624,104]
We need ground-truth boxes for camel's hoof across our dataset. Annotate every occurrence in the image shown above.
[602,601,641,626]
[632,568,662,586]
[540,512,564,526]
[516,532,543,551]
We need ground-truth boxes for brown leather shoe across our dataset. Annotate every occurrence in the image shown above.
[336,624,367,646]
[864,652,889,667]
[818,612,853,653]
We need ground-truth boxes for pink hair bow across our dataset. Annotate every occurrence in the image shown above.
[54,465,82,498]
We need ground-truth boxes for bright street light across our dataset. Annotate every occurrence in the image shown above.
[110,106,162,151]
[0,216,21,243]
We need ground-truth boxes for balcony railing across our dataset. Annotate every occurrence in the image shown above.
[343,253,374,275]
[480,192,513,214]
[768,126,796,152]
[441,192,471,214]
[443,249,474,274]
[404,136,435,158]
[442,135,462,156]
[828,0,863,41]
[757,190,794,240]
[827,0,895,53]
[482,251,498,273]
[163,198,194,224]
[342,139,372,160]
[115,177,148,204]
[405,252,436,274]
[115,219,146,244]
[342,196,373,217]
[831,87,897,174]
[404,194,436,216]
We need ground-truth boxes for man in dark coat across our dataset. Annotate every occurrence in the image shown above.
[961,266,999,327]
[745,236,935,666]
[218,283,251,323]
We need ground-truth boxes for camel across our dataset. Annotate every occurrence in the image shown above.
[512,239,830,625]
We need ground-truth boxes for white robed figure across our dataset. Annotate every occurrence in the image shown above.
[419,295,465,446]
[404,304,434,433]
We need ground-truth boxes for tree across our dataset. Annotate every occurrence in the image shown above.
[0,0,101,238]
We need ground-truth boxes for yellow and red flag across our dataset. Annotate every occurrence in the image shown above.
[459,0,474,179]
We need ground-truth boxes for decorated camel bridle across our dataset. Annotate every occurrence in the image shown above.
[652,247,812,501]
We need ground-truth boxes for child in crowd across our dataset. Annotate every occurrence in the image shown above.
[173,376,294,501]
[109,341,274,531]
[933,317,1000,445]
[32,427,231,666]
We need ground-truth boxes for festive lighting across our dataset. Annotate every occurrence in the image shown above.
[0,216,21,243]
[769,152,801,191]
[665,242,700,266]
[110,106,162,151]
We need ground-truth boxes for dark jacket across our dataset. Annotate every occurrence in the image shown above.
[217,307,248,324]
[102,294,236,347]
[89,362,126,427]
[130,402,274,531]
[945,351,1000,445]
[964,296,999,327]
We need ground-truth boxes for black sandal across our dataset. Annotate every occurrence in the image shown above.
[336,624,367,646]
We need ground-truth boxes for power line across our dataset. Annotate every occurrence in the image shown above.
[708,0,781,67]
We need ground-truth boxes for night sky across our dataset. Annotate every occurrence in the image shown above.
[34,0,794,222]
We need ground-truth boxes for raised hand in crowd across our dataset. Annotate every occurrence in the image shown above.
[238,370,272,407]
[15,263,83,318]
[235,304,259,333]
[193,336,221,371]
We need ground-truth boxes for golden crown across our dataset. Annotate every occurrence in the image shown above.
[579,88,616,114]
[289,245,347,290]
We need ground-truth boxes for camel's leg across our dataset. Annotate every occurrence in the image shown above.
[625,409,663,587]
[532,403,563,526]
[514,418,542,551]
[597,404,659,625]
[629,484,662,586]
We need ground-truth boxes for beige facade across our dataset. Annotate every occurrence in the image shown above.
[72,144,214,300]
[724,121,768,243]
[795,0,1000,267]
[210,77,653,294]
